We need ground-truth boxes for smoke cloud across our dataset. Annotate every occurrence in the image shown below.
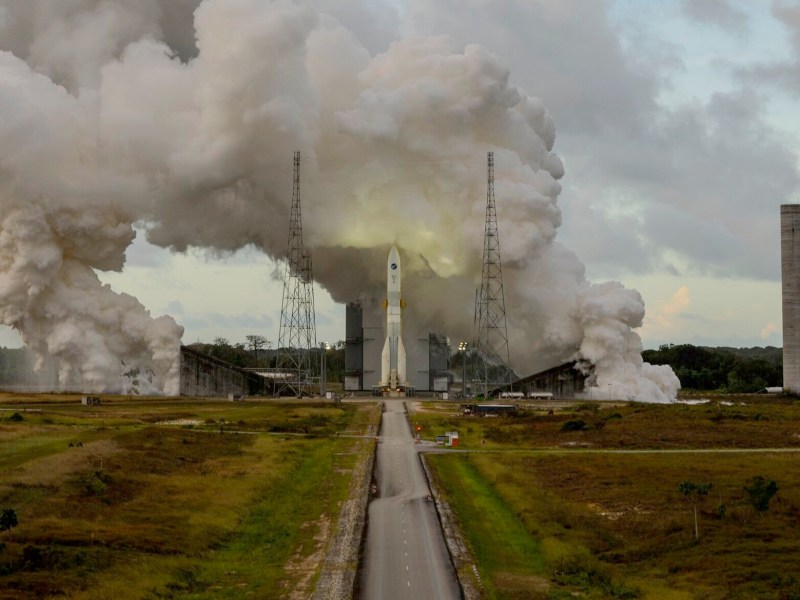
[0,0,679,401]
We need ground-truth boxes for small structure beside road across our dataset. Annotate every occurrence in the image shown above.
[435,431,459,447]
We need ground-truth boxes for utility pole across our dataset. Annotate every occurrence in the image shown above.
[276,151,316,397]
[474,151,512,397]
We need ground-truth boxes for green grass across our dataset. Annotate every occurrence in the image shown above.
[169,438,364,599]
[0,396,379,599]
[428,454,547,599]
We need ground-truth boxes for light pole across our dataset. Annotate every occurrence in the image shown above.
[459,342,468,399]
[320,342,329,397]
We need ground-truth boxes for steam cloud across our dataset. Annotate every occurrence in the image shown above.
[0,0,679,401]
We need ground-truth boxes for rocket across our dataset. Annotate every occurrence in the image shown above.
[380,245,407,390]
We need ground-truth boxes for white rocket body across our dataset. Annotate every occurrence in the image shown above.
[380,245,407,389]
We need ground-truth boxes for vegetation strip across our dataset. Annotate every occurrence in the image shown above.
[313,423,378,599]
[427,453,547,599]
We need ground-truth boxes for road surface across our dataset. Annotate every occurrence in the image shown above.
[358,400,461,600]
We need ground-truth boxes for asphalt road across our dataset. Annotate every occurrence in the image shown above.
[358,400,461,600]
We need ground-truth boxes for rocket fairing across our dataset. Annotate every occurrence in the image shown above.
[380,245,407,390]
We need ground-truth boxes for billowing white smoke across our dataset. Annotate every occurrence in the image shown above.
[0,48,184,394]
[0,0,679,401]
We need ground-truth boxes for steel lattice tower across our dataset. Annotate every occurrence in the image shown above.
[474,151,512,396]
[276,151,316,397]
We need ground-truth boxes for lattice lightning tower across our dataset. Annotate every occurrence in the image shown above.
[474,151,512,395]
[276,151,316,397]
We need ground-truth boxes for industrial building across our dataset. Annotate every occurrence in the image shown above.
[482,361,589,398]
[345,301,450,393]
[492,361,587,399]
[782,205,800,394]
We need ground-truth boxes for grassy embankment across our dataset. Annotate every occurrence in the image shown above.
[421,396,800,599]
[0,395,379,599]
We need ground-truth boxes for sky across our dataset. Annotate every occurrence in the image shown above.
[0,0,798,357]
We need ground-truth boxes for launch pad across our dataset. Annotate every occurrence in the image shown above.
[371,384,416,398]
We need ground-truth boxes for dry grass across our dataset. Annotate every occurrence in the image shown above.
[413,395,800,450]
[426,396,800,599]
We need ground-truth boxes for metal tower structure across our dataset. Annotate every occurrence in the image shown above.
[276,151,316,397]
[474,151,513,396]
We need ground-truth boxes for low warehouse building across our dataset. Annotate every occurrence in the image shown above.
[520,362,587,398]
[180,346,267,397]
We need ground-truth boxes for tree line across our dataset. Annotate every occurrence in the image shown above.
[0,341,783,392]
[642,344,782,392]
[188,336,346,383]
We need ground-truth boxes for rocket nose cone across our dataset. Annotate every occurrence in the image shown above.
[388,245,400,268]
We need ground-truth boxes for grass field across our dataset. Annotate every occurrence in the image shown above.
[0,394,379,599]
[422,395,800,599]
[411,394,800,450]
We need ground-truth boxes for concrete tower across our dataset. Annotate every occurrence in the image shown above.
[781,204,800,394]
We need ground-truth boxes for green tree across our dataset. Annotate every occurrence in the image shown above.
[678,481,713,540]
[245,335,269,366]
[326,342,346,383]
[207,338,248,366]
[642,344,782,391]
[744,476,778,513]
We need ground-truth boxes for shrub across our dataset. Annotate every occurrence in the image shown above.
[8,412,23,422]
[22,545,45,570]
[21,545,68,571]
[552,552,640,599]
[0,509,18,531]
[561,419,588,432]
[744,476,779,513]
[80,471,112,497]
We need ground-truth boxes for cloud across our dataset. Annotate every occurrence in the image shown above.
[647,285,690,335]
[207,312,273,329]
[165,300,185,315]
[406,1,798,283]
[735,2,800,99]
[680,0,749,35]
[663,286,690,315]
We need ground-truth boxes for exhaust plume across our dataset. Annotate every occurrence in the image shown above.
[0,0,679,401]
